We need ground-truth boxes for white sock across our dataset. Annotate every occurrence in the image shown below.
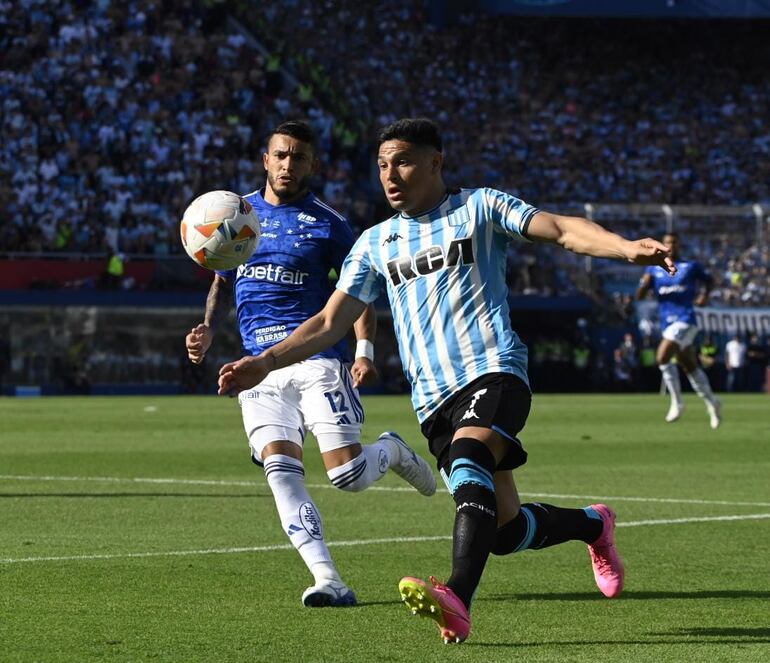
[686,367,716,403]
[660,363,683,406]
[263,454,340,582]
[326,440,391,492]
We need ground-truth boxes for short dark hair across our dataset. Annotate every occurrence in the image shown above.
[378,118,443,152]
[269,120,318,152]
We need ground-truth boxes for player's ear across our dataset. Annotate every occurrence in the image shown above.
[262,152,269,171]
[311,156,321,175]
[431,151,443,174]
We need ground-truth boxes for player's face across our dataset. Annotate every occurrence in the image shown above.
[263,134,317,202]
[663,234,680,259]
[377,140,443,215]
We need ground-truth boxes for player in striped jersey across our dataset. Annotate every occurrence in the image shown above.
[186,121,435,610]
[218,118,676,642]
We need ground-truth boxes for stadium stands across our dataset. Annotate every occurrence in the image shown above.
[1,1,768,393]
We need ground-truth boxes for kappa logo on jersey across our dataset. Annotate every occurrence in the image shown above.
[382,233,403,245]
[386,236,474,286]
[460,388,488,421]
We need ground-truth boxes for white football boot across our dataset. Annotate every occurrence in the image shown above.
[379,431,436,496]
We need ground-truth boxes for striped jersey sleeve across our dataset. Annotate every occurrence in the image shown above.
[483,187,539,240]
[336,230,384,304]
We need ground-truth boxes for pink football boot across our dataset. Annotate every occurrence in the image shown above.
[587,504,625,598]
[398,576,471,644]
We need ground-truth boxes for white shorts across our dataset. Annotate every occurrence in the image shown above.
[662,321,699,349]
[238,357,364,462]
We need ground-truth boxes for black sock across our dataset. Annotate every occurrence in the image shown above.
[444,438,498,610]
[491,502,603,555]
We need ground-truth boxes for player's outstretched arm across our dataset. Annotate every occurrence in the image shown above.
[527,211,677,275]
[186,274,232,363]
[218,290,367,395]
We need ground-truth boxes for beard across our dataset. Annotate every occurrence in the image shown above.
[267,171,312,202]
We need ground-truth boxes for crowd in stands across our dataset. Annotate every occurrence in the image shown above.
[1,0,295,256]
[2,0,769,305]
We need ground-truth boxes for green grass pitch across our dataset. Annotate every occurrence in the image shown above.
[1,393,769,662]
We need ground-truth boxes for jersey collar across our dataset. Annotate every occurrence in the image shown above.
[256,187,314,210]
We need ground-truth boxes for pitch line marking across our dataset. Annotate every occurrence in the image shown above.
[2,475,770,508]
[2,514,770,565]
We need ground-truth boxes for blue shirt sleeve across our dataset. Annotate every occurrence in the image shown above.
[327,215,356,272]
[692,261,713,285]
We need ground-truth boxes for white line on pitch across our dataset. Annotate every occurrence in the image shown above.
[2,514,769,565]
[2,474,770,508]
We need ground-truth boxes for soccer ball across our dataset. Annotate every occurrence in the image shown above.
[180,190,261,270]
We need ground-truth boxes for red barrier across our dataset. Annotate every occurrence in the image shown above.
[0,259,156,289]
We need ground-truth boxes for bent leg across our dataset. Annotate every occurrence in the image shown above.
[491,471,603,555]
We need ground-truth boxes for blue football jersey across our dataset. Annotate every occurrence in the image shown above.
[336,187,536,422]
[644,260,711,327]
[218,189,354,360]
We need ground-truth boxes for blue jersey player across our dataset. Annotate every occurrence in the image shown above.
[185,121,435,609]
[637,232,721,428]
[217,118,675,643]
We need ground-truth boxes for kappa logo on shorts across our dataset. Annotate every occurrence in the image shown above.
[460,388,488,421]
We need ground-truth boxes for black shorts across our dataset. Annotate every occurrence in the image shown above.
[420,372,531,473]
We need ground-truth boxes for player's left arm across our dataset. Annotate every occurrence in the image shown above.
[327,214,378,387]
[527,211,677,274]
[350,304,378,388]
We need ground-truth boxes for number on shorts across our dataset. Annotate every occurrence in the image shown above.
[324,390,349,414]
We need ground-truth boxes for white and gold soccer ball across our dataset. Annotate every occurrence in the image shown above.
[180,190,261,270]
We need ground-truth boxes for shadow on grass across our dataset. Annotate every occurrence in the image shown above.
[651,627,770,638]
[466,637,770,648]
[483,589,770,601]
[0,492,263,499]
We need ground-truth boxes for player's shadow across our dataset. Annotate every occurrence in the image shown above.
[464,625,770,649]
[482,589,770,601]
[466,635,770,648]
[651,627,770,638]
[0,492,263,499]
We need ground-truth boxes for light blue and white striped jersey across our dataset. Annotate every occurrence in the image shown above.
[336,187,538,422]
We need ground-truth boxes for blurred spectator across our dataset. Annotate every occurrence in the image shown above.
[612,333,638,390]
[725,334,747,392]
[698,335,722,391]
[639,335,659,391]
[745,334,768,392]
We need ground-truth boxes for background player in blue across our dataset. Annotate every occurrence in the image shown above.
[216,118,676,643]
[636,232,721,428]
[185,121,435,608]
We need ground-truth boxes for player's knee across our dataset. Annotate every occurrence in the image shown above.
[263,454,306,489]
[447,438,497,514]
[326,453,368,492]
